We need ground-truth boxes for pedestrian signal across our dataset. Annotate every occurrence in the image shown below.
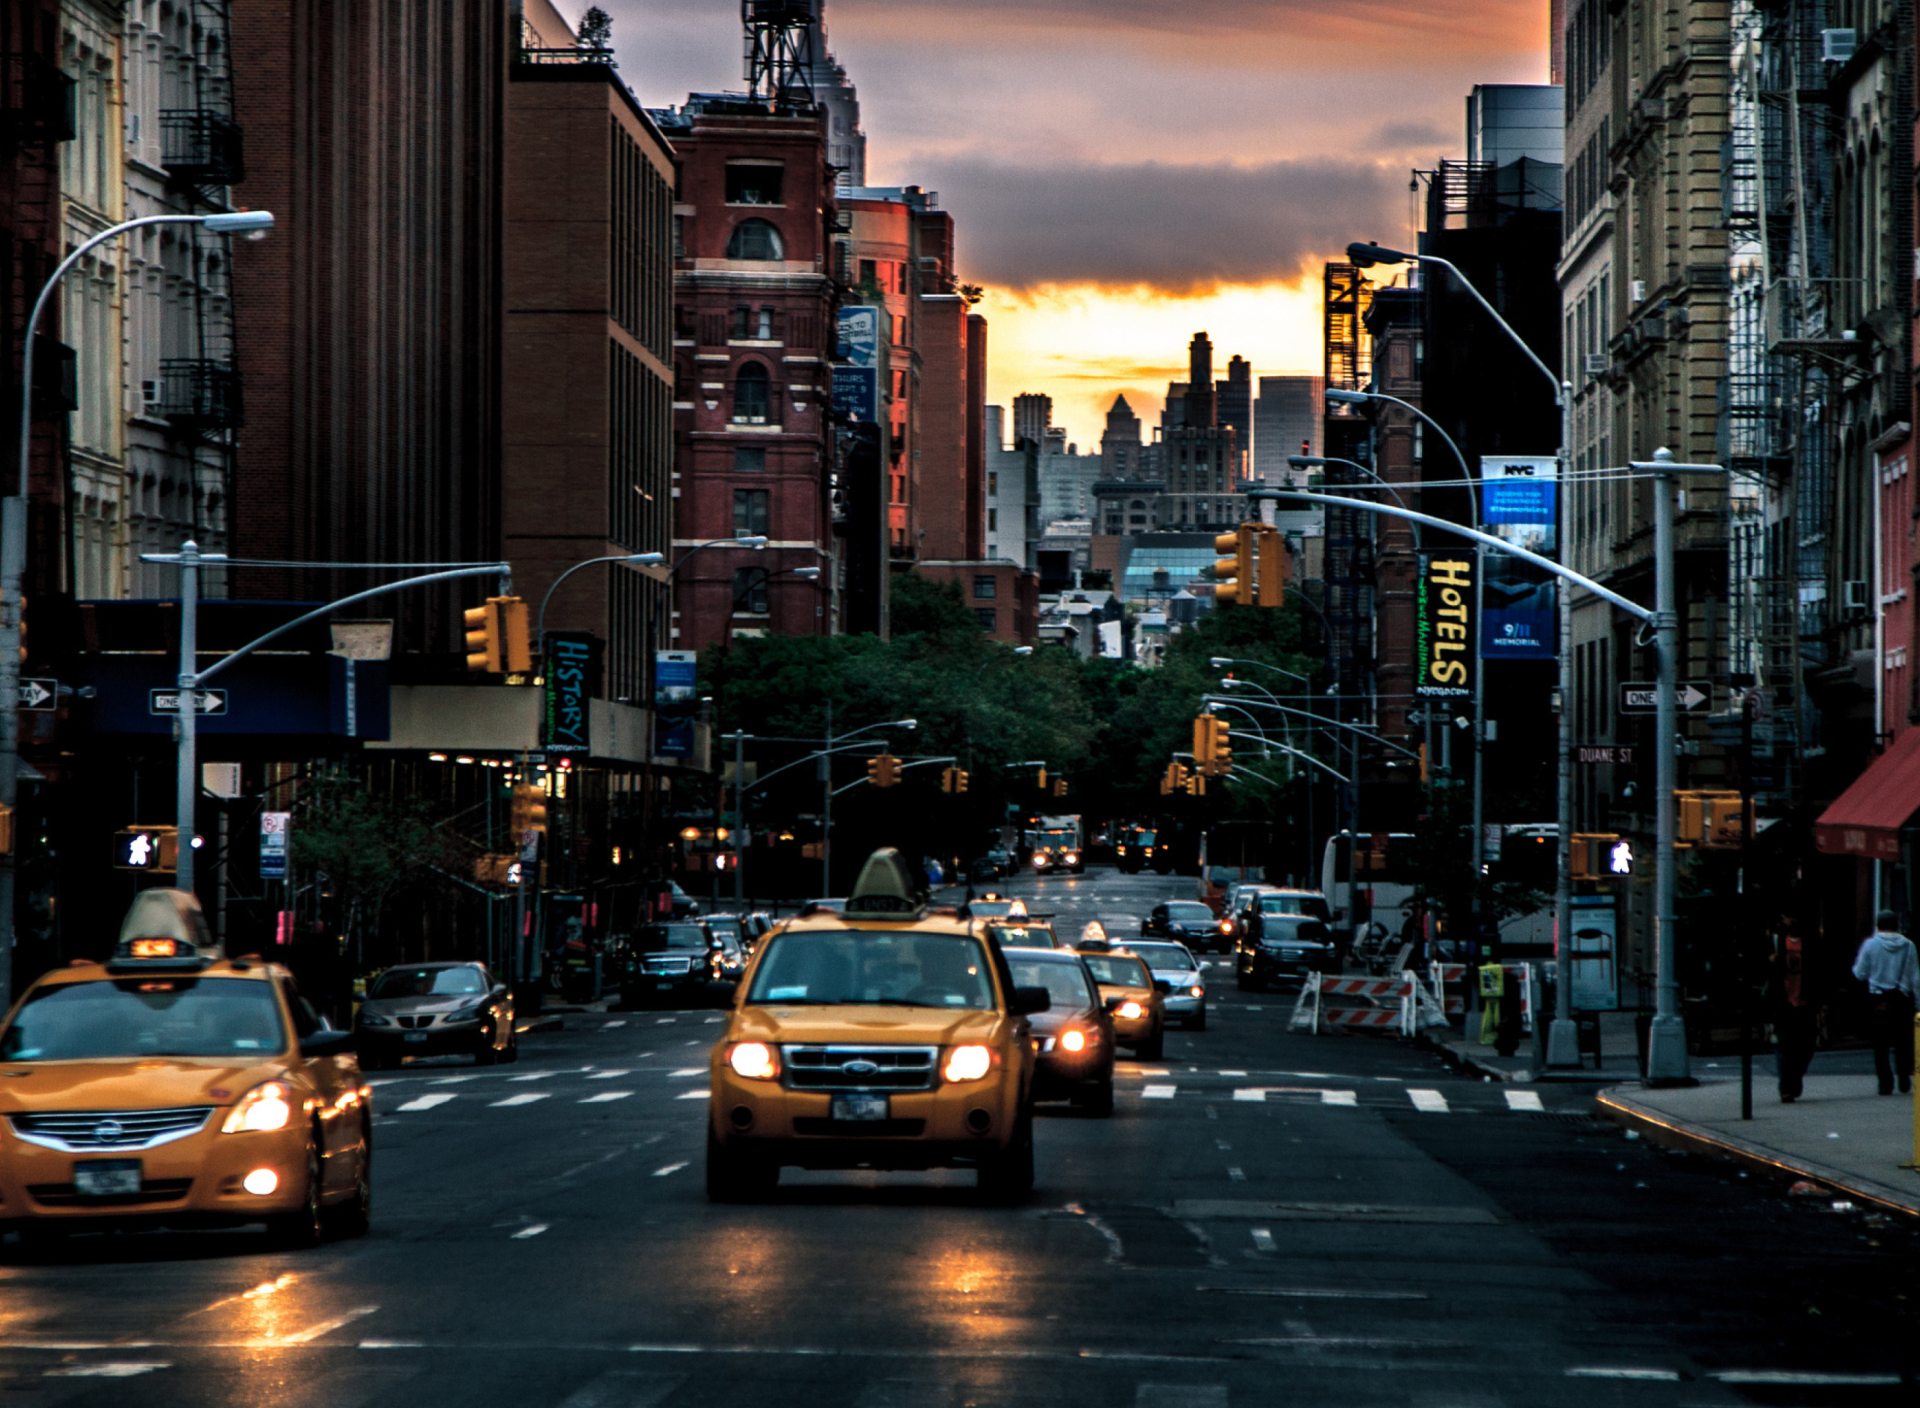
[113,827,178,872]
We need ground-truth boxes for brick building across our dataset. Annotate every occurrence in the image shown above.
[653,92,838,649]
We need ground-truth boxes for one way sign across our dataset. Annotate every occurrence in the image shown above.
[1619,682,1709,714]
[19,678,55,711]
[148,688,229,717]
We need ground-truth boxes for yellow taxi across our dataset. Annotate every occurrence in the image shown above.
[707,849,1049,1204]
[0,890,371,1250]
[1075,943,1166,1059]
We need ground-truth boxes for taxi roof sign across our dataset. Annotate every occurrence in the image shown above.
[843,848,926,920]
[110,889,219,972]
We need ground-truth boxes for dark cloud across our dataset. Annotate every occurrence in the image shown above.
[921,157,1408,293]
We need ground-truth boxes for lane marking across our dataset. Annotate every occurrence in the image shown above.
[653,1162,690,1177]
[1218,1070,1248,1077]
[1406,1088,1450,1113]
[1319,1090,1357,1107]
[394,1093,458,1113]
[704,1017,723,1024]
[676,1090,707,1100]
[429,1075,477,1085]
[602,1020,627,1029]
[1226,1167,1246,1182]
[44,1363,170,1377]
[580,1091,633,1104]
[1709,1371,1903,1386]
[1249,1228,1275,1252]
[669,1068,704,1078]
[507,1072,556,1082]
[512,1225,549,1239]
[489,1093,551,1108]
[1504,1089,1545,1112]
[1142,1084,1178,1099]
[275,1306,380,1345]
[655,1018,675,1025]
[1566,1368,1680,1381]
[587,1069,633,1080]
[1134,1387,1226,1408]
[1232,1089,1264,1102]
[1199,1286,1428,1301]
[359,1341,427,1349]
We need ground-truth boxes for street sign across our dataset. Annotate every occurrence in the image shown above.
[19,678,55,711]
[260,811,290,881]
[1575,745,1637,765]
[1618,682,1707,714]
[148,688,229,716]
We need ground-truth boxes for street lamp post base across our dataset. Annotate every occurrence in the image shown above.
[1644,1013,1691,1084]
[1544,1017,1581,1068]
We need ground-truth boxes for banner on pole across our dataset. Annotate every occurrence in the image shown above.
[1414,552,1477,699]
[1479,456,1558,660]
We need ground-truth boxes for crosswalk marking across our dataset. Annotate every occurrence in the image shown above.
[1142,1084,1178,1099]
[1226,1167,1246,1182]
[579,1091,632,1104]
[652,1162,689,1177]
[394,1093,458,1113]
[1504,1089,1545,1112]
[511,1225,548,1240]
[1218,1069,1247,1077]
[556,1371,685,1408]
[489,1093,551,1108]
[1232,1088,1265,1102]
[1135,1386,1227,1407]
[1406,1088,1450,1113]
[669,1068,704,1078]
[587,1069,632,1080]
[601,1020,627,1029]
[1319,1089,1357,1107]
[655,1018,675,1025]
[676,1090,707,1100]
[1250,1227,1276,1251]
[507,1072,555,1082]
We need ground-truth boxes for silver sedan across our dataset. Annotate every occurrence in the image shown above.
[1122,940,1208,1031]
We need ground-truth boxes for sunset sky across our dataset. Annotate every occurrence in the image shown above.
[596,0,1550,444]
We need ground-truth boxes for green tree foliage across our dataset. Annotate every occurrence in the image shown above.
[291,773,464,956]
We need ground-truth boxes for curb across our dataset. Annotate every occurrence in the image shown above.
[1414,1027,1529,1083]
[1594,1086,1920,1219]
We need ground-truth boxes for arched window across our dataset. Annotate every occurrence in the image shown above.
[733,362,772,424]
[726,218,784,261]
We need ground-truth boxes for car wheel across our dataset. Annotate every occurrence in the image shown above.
[1188,1008,1208,1032]
[474,1027,498,1066]
[1135,1027,1164,1061]
[1078,1080,1115,1118]
[976,1111,1035,1204]
[502,1027,520,1064]
[705,1126,777,1203]
[1235,968,1252,992]
[266,1140,325,1250]
[13,1221,67,1260]
[327,1120,373,1238]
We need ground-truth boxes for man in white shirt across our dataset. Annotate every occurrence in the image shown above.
[1852,910,1920,1095]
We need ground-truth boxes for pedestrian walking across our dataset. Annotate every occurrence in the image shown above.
[1851,910,1920,1096]
[1767,915,1816,1103]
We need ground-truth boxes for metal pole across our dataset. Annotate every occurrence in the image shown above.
[1547,387,1581,1066]
[1469,544,1486,1003]
[733,729,745,905]
[174,541,200,896]
[1646,450,1689,1081]
[821,699,832,896]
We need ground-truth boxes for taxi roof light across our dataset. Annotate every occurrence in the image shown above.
[109,889,220,973]
[842,848,928,920]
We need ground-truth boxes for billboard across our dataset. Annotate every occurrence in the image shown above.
[1479,455,1558,660]
[654,650,698,758]
[543,631,597,756]
[1414,552,1477,699]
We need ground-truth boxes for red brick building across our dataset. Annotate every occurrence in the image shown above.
[653,94,838,649]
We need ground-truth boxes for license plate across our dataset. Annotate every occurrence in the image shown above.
[404,1032,428,1043]
[656,982,674,991]
[832,1094,888,1122]
[73,1160,141,1197]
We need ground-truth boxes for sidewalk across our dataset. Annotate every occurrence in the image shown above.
[1417,1010,1641,1085]
[1598,1074,1920,1217]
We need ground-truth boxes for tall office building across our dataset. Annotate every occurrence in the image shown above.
[1012,392,1052,447]
[805,8,866,189]
[1101,395,1143,479]
[1254,376,1324,483]
[1216,354,1252,478]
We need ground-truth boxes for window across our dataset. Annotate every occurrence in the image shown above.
[673,215,684,258]
[987,508,998,531]
[726,218,783,261]
[859,258,877,286]
[975,608,997,632]
[732,567,769,615]
[725,162,784,206]
[756,307,774,340]
[988,471,998,496]
[732,362,771,423]
[733,446,766,472]
[973,575,997,600]
[732,305,751,339]
[898,262,910,293]
[733,489,769,537]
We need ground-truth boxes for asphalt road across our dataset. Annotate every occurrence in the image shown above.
[4,867,1918,1406]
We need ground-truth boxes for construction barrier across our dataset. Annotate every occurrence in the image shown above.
[1290,972,1428,1035]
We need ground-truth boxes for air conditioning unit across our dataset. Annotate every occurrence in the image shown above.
[1584,353,1610,375]
[140,379,162,411]
[1821,28,1857,63]
[1842,579,1870,613]
[1630,279,1647,304]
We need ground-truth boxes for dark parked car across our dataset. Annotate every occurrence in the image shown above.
[1142,900,1231,953]
[357,961,516,1067]
[616,921,728,1008]
[1005,947,1115,1115]
[1235,915,1338,990]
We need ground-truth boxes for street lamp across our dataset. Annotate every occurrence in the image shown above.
[537,552,666,648]
[1346,237,1580,1069]
[0,208,275,1008]
[1324,387,1474,497]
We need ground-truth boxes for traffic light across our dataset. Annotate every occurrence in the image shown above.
[940,765,970,794]
[463,596,532,673]
[868,754,901,787]
[956,769,969,793]
[1036,766,1047,790]
[1185,771,1206,796]
[868,755,884,787]
[1193,715,1231,776]
[1200,527,1255,605]
[1051,777,1067,797]
[1211,719,1232,776]
[1571,833,1618,881]
[1676,790,1746,848]
[511,783,548,844]
[1254,525,1285,608]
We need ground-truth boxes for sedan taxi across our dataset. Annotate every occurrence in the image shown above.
[0,890,371,1249]
[1075,946,1165,1059]
[707,850,1049,1204]
[1124,940,1207,1031]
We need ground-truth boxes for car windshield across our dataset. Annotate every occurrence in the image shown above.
[638,924,709,952]
[1080,954,1151,988]
[746,930,997,1009]
[1259,894,1331,919]
[1128,943,1195,970]
[707,919,746,942]
[371,966,486,999]
[0,978,287,1060]
[1262,918,1329,946]
[1164,903,1214,923]
[988,923,1057,949]
[1008,957,1096,1008]
[969,901,1017,917]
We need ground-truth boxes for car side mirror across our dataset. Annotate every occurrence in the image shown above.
[301,1029,355,1059]
[1154,979,1174,994]
[492,985,509,1001]
[1010,985,1052,1016]
[1103,995,1124,1012]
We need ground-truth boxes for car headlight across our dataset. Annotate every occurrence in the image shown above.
[448,1003,484,1020]
[1116,1000,1143,1020]
[1190,985,1204,997]
[944,1045,992,1082]
[1059,1028,1087,1053]
[1031,856,1046,868]
[221,1081,294,1134]
[1064,852,1079,865]
[727,1042,780,1080]
[1221,919,1234,933]
[359,1013,392,1027]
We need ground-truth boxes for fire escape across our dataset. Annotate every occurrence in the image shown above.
[1321,261,1374,705]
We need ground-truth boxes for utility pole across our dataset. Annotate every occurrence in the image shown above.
[733,729,746,905]
[174,541,203,895]
[821,698,833,897]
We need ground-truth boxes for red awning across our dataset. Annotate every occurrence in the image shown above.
[1814,726,1920,860]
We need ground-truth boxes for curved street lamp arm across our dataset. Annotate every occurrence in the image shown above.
[1202,694,1421,761]
[1202,701,1351,784]
[1416,254,1564,406]
[539,554,660,643]
[1334,390,1480,523]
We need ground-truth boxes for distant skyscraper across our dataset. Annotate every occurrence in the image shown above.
[1216,355,1252,478]
[1101,394,1143,479]
[1254,376,1325,484]
[1012,393,1052,448]
[807,44,865,188]
[1182,333,1216,429]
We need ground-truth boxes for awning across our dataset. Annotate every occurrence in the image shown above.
[1813,727,1920,859]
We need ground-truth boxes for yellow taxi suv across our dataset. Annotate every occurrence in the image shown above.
[0,890,372,1251]
[707,849,1049,1205]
